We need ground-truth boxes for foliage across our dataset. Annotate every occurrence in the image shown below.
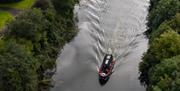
[0,40,38,91]
[139,31,180,85]
[150,55,180,91]
[150,31,180,60]
[149,0,160,11]
[6,8,46,42]
[150,13,180,42]
[33,0,51,10]
[6,8,57,77]
[147,0,180,34]
[0,0,78,90]
[52,0,78,19]
[0,5,77,90]
[139,0,180,90]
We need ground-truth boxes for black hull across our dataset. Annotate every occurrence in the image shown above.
[99,76,109,85]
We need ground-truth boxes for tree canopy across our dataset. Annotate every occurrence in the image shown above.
[147,0,180,34]
[0,0,78,90]
[139,0,180,90]
[139,30,180,85]
[151,55,180,91]
[0,40,38,91]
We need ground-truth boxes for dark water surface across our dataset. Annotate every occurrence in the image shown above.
[51,0,149,91]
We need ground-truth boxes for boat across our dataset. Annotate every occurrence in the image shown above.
[98,54,115,85]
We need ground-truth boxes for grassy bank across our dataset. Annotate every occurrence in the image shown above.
[0,0,36,10]
[0,0,36,29]
[0,10,13,29]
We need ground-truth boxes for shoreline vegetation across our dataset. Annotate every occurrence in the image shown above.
[0,0,78,91]
[139,0,180,91]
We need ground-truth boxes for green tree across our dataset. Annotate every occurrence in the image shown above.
[150,13,180,42]
[0,40,38,91]
[6,8,45,42]
[52,0,77,17]
[139,30,180,85]
[0,0,78,90]
[4,7,77,88]
[151,31,180,60]
[147,0,180,33]
[33,0,51,10]
[150,55,180,91]
[149,0,160,11]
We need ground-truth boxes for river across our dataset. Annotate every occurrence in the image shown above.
[51,0,149,91]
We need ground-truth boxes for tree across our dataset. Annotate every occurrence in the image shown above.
[52,0,77,16]
[139,0,180,90]
[139,30,180,85]
[150,13,180,42]
[149,0,160,11]
[4,8,77,89]
[0,0,78,90]
[6,8,45,42]
[33,0,51,10]
[150,55,180,91]
[0,40,38,91]
[151,31,180,60]
[147,0,180,33]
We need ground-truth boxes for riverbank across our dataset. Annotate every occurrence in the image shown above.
[139,0,180,91]
[0,0,78,91]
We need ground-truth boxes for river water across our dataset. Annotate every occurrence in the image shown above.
[51,0,149,91]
